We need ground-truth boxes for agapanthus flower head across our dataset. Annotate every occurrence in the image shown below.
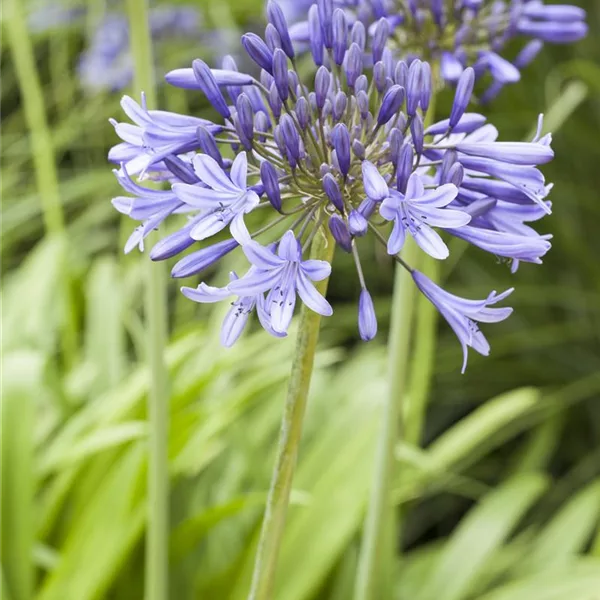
[287,0,587,96]
[109,0,555,370]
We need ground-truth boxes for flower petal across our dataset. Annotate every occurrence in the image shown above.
[297,272,333,316]
[415,183,459,207]
[413,205,471,228]
[193,153,240,193]
[387,218,406,255]
[230,152,248,190]
[405,172,425,200]
[277,230,301,262]
[220,304,251,347]
[228,269,281,296]
[412,222,449,259]
[190,212,230,241]
[362,160,389,201]
[181,283,231,303]
[301,259,331,281]
[243,241,283,269]
[172,183,235,208]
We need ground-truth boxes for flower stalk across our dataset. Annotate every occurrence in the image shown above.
[354,239,420,600]
[125,1,170,600]
[248,228,335,600]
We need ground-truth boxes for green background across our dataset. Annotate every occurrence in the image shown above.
[2,1,600,598]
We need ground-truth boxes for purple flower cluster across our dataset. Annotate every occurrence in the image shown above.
[110,0,556,370]
[287,0,587,99]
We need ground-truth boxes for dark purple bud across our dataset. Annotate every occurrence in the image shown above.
[352,138,365,159]
[295,96,310,129]
[355,74,368,94]
[420,61,432,112]
[440,149,457,182]
[164,155,199,184]
[396,112,407,133]
[315,66,331,109]
[323,98,332,119]
[260,69,274,89]
[430,0,443,27]
[350,20,366,50]
[450,67,474,128]
[332,9,347,65]
[242,33,274,74]
[192,59,230,119]
[358,197,377,218]
[382,48,394,78]
[308,4,324,66]
[319,163,331,178]
[373,61,387,93]
[322,172,345,212]
[333,91,348,121]
[358,289,377,341]
[348,209,368,236]
[150,224,196,261]
[272,48,289,102]
[372,17,389,64]
[265,23,282,52]
[447,162,464,187]
[328,214,352,252]
[268,82,282,117]
[236,93,254,142]
[197,126,224,168]
[318,0,334,49]
[410,113,424,155]
[280,113,300,162]
[514,40,543,69]
[357,90,369,119]
[389,128,404,166]
[345,42,363,88]
[396,142,414,192]
[221,55,243,103]
[394,60,408,88]
[274,125,286,156]
[288,69,299,92]
[267,0,295,59]
[406,59,422,116]
[260,160,282,211]
[377,84,405,126]
[171,239,239,278]
[254,112,270,142]
[332,123,351,177]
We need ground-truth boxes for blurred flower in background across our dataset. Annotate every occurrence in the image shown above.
[287,0,588,99]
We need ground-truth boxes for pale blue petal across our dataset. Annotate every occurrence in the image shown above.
[193,153,239,193]
[230,152,248,190]
[362,161,389,201]
[301,259,331,281]
[190,212,229,241]
[228,269,281,296]
[412,222,449,259]
[277,230,301,262]
[181,282,231,303]
[297,273,333,316]
[243,241,284,269]
[387,218,406,255]
[172,183,235,208]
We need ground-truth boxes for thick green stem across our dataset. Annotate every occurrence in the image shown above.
[354,240,420,600]
[125,2,170,600]
[248,230,335,600]
[404,255,440,446]
[5,0,77,366]
[404,74,441,447]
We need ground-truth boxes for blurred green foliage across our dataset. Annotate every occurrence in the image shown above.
[2,0,600,599]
